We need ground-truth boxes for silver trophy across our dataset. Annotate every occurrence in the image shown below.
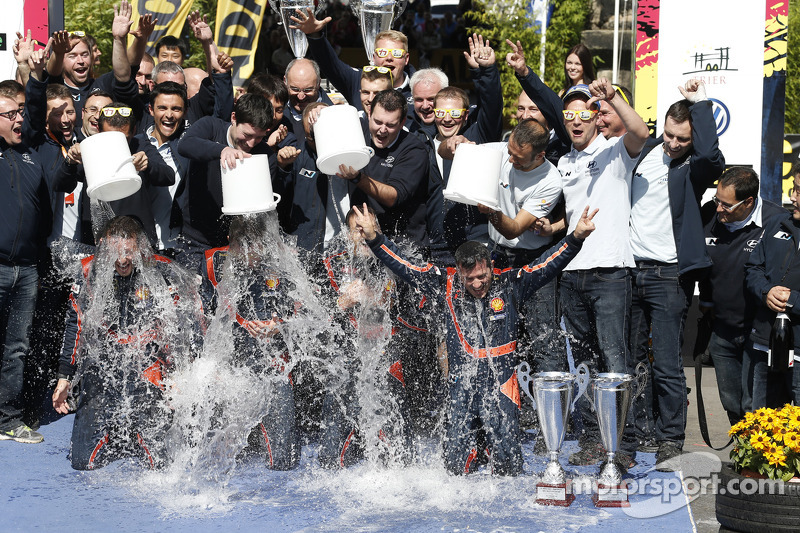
[518,362,590,506]
[269,0,326,58]
[349,0,408,63]
[585,363,647,507]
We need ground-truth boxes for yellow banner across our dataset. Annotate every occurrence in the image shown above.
[215,0,269,86]
[129,0,195,58]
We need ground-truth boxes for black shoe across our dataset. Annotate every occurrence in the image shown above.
[568,441,606,466]
[615,452,637,473]
[655,442,683,472]
[637,439,659,453]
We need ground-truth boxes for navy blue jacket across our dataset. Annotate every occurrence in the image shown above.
[423,64,504,263]
[282,92,334,143]
[745,216,800,351]
[306,34,416,120]
[634,100,725,276]
[352,129,429,247]
[176,116,277,248]
[53,71,139,123]
[368,232,582,372]
[0,140,51,265]
[700,199,789,338]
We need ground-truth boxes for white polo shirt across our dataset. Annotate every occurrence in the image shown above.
[485,142,562,250]
[629,145,677,263]
[558,133,639,271]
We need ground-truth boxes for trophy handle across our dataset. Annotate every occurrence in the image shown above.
[516,362,536,410]
[633,361,648,399]
[394,0,408,20]
[572,362,591,411]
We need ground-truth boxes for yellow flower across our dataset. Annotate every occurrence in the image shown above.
[760,412,782,431]
[784,432,800,453]
[767,450,788,467]
[745,412,757,424]
[787,410,800,428]
[751,431,771,450]
[773,426,789,443]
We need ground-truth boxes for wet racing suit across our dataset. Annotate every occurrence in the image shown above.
[368,233,583,475]
[58,255,178,470]
[200,247,300,470]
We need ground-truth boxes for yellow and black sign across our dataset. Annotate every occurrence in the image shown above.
[215,0,268,86]
[129,0,195,57]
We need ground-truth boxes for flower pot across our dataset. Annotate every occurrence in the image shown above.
[716,463,800,532]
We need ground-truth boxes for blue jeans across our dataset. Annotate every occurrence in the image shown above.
[560,268,634,453]
[630,262,692,447]
[708,331,749,424]
[0,264,39,431]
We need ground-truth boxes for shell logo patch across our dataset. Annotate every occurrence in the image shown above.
[136,286,150,301]
[265,278,280,290]
[490,297,505,312]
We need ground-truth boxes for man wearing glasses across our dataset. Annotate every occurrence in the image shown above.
[700,167,788,425]
[0,96,51,444]
[556,80,649,471]
[290,10,416,119]
[282,58,334,142]
[626,79,725,471]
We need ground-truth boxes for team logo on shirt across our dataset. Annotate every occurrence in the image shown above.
[586,160,600,177]
[381,156,395,168]
[300,168,316,179]
[705,238,717,246]
[265,278,280,290]
[20,153,35,165]
[747,239,760,248]
[490,297,505,312]
[773,231,792,240]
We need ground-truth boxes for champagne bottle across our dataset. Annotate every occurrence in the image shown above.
[768,313,794,372]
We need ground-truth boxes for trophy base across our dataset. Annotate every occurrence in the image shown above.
[536,483,575,506]
[593,482,630,507]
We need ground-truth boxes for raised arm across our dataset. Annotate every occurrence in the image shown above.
[679,80,726,191]
[126,13,157,67]
[111,0,135,83]
[188,11,222,74]
[587,77,648,158]
[464,34,503,143]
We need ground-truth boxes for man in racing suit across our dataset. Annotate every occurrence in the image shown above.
[351,203,597,475]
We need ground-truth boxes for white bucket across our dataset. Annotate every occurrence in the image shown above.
[442,143,502,210]
[220,154,281,215]
[80,131,141,202]
[314,105,374,175]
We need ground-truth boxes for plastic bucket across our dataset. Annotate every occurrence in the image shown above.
[220,154,281,215]
[314,105,374,175]
[81,131,141,202]
[442,143,502,210]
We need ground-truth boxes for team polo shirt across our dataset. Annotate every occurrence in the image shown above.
[485,142,562,250]
[558,133,638,271]
[629,145,677,263]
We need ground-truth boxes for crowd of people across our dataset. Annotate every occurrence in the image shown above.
[0,0,794,480]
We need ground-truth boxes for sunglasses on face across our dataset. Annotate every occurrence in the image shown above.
[374,48,406,59]
[712,195,747,212]
[0,108,24,121]
[434,108,466,119]
[101,107,132,117]
[562,109,597,121]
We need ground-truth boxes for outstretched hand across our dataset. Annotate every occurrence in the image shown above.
[289,7,331,35]
[464,34,495,69]
[112,0,135,40]
[352,202,377,241]
[573,206,598,240]
[505,39,528,77]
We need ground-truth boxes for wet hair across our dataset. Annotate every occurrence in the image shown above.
[0,80,24,99]
[455,241,491,270]
[434,86,469,110]
[246,72,289,104]
[149,81,188,107]
[719,167,759,202]
[155,35,188,58]
[233,93,273,131]
[228,214,269,248]
[564,44,595,89]
[46,84,73,103]
[152,61,185,85]
[100,215,146,240]
[375,30,408,50]
[665,100,691,124]
[285,58,321,83]
[371,89,407,117]
[410,68,448,91]
[345,204,378,227]
[510,118,549,154]
[98,101,135,132]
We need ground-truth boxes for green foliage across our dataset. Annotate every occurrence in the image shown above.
[466,0,591,123]
[787,0,799,134]
[63,0,219,73]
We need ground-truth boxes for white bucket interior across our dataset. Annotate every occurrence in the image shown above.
[313,105,373,175]
[220,154,281,215]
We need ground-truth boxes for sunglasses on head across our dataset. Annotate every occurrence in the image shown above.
[69,30,86,37]
[374,48,406,59]
[101,107,132,117]
[434,108,466,119]
[562,109,597,121]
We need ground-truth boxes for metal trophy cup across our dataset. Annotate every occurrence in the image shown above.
[587,363,647,507]
[349,0,408,63]
[518,362,590,506]
[269,0,325,58]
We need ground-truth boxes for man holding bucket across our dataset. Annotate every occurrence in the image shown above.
[351,202,597,475]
